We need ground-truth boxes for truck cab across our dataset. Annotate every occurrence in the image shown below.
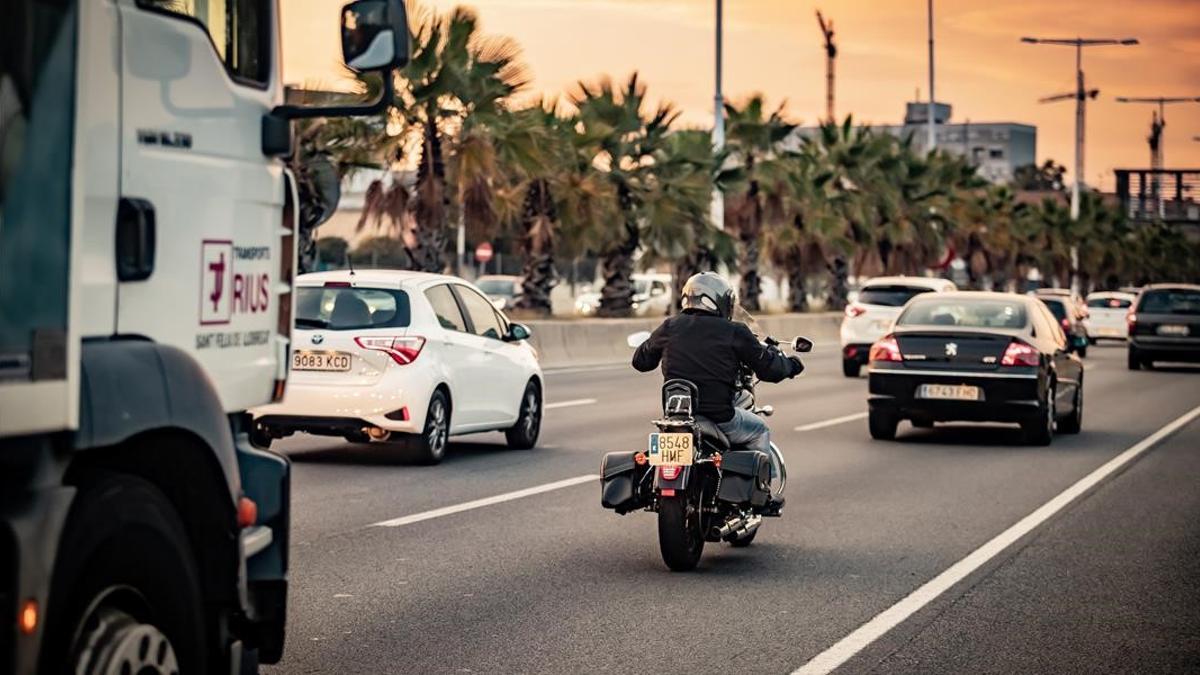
[0,1,409,672]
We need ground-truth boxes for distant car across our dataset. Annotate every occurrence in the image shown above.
[1037,296,1089,358]
[867,291,1084,445]
[252,270,543,464]
[575,273,673,316]
[476,274,522,310]
[1083,291,1136,342]
[840,276,957,377]
[1127,284,1200,370]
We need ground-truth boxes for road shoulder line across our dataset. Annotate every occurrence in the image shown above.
[792,402,1200,675]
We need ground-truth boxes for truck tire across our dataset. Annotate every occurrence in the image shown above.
[43,471,210,674]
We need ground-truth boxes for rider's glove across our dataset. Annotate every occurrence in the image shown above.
[787,355,805,377]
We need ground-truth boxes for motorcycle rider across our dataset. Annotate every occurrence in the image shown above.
[632,272,803,508]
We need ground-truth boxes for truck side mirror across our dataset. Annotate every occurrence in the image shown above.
[341,0,411,72]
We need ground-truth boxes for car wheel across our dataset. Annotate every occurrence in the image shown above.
[413,389,450,464]
[1022,382,1055,446]
[842,359,861,378]
[868,409,898,441]
[1127,347,1141,370]
[505,381,542,450]
[1059,381,1083,434]
[1078,344,1088,358]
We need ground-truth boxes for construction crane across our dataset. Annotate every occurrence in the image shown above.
[1115,96,1200,169]
[816,10,836,124]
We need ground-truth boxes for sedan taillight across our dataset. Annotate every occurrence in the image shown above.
[355,336,426,365]
[868,335,902,362]
[845,304,867,318]
[1127,312,1137,335]
[1001,340,1039,367]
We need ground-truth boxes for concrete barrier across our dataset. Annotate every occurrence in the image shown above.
[525,313,842,370]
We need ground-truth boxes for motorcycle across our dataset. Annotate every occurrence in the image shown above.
[600,311,813,571]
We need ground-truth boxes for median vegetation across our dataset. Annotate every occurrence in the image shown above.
[291,4,1200,317]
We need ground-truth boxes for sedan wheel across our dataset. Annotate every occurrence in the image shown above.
[1022,383,1055,446]
[505,382,542,450]
[413,390,449,464]
[1059,382,1083,434]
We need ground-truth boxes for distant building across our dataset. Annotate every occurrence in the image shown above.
[791,102,1037,184]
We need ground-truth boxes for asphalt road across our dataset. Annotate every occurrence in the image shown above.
[264,342,1200,674]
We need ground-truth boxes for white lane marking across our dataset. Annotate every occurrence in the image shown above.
[370,474,598,528]
[792,402,1200,675]
[794,411,868,432]
[543,364,629,375]
[545,398,597,410]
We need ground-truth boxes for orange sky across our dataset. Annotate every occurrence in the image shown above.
[282,0,1200,191]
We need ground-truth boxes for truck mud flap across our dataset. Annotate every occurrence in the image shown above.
[716,450,770,507]
[600,451,651,514]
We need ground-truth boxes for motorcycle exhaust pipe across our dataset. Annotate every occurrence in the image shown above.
[730,514,763,541]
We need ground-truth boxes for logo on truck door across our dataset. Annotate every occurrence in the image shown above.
[201,240,234,325]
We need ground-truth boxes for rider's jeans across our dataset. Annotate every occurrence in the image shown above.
[717,408,772,455]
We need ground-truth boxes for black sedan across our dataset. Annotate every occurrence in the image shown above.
[867,291,1084,445]
[1037,295,1089,358]
[1128,284,1200,369]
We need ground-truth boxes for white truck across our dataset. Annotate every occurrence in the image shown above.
[0,1,409,672]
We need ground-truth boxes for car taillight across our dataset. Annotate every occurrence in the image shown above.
[868,335,902,362]
[845,304,867,318]
[1060,318,1070,330]
[1127,312,1137,334]
[659,466,682,481]
[1001,340,1039,367]
[355,336,426,365]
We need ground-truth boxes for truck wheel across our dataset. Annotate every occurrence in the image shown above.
[412,389,450,465]
[842,359,861,378]
[44,472,208,674]
[505,382,542,450]
[868,410,898,440]
[657,496,704,571]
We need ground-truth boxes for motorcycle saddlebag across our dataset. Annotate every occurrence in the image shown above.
[717,450,770,507]
[600,451,650,514]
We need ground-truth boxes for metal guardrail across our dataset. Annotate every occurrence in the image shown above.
[1115,169,1200,225]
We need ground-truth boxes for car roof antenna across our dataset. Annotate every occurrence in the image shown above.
[346,251,355,276]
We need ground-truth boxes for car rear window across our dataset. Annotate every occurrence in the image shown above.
[858,285,936,307]
[1040,299,1068,321]
[897,298,1027,329]
[1138,289,1200,315]
[295,286,411,330]
[1086,296,1132,309]
[477,279,515,296]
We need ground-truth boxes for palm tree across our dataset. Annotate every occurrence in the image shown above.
[720,96,797,311]
[572,74,678,317]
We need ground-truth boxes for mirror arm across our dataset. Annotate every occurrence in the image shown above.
[270,73,395,121]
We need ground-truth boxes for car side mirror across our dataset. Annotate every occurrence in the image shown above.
[791,336,814,353]
[627,331,651,349]
[506,323,531,342]
[341,0,411,72]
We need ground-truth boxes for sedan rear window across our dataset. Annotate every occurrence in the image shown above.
[1040,299,1068,322]
[1087,296,1132,309]
[898,299,1027,329]
[295,287,411,330]
[1139,289,1200,315]
[858,285,936,307]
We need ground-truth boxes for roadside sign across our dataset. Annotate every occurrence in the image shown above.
[475,242,494,263]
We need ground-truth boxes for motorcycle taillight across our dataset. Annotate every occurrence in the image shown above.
[659,466,682,481]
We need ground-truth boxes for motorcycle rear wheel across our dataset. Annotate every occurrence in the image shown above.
[658,496,704,571]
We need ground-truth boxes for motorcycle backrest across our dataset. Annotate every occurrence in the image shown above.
[662,379,699,418]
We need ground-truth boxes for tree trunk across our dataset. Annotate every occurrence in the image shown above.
[411,111,448,273]
[672,244,716,315]
[598,184,638,318]
[515,179,556,316]
[739,233,762,312]
[788,254,808,313]
[827,256,849,310]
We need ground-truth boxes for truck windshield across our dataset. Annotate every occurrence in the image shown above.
[295,287,412,330]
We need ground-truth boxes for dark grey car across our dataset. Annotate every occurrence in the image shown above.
[1128,284,1200,370]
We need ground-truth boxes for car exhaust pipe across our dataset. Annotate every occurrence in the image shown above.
[365,426,391,442]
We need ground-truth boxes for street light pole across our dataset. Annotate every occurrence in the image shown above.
[1021,36,1139,222]
[712,0,725,231]
[927,0,936,152]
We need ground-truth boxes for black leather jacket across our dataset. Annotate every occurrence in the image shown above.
[632,310,802,423]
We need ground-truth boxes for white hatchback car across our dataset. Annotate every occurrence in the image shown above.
[840,276,957,377]
[1083,291,1136,342]
[252,270,543,463]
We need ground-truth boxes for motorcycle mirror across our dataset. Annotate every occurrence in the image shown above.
[758,405,775,417]
[791,336,814,353]
[627,331,651,349]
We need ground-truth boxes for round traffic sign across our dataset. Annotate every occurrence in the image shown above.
[475,242,494,263]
